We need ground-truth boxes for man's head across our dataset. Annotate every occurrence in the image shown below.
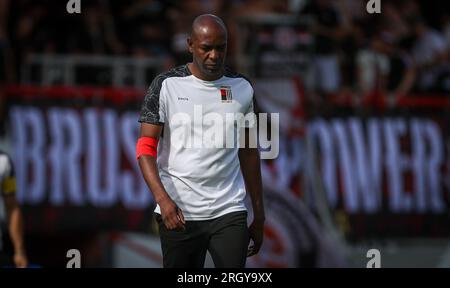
[187,14,227,81]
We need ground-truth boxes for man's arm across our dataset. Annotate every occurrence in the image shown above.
[238,128,265,257]
[4,194,28,268]
[138,123,185,230]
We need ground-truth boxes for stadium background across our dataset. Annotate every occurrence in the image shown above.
[0,0,449,267]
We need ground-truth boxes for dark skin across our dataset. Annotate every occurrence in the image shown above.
[187,15,227,81]
[4,194,28,267]
[138,14,265,257]
[238,127,265,257]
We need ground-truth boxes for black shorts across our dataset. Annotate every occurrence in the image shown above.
[155,211,249,268]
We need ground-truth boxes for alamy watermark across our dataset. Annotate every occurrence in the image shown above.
[366,248,381,268]
[366,0,381,14]
[66,249,81,268]
[169,106,279,159]
[66,0,81,14]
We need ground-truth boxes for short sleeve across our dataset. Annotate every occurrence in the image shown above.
[243,89,257,128]
[139,74,166,125]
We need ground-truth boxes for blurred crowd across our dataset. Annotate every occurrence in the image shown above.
[0,0,449,97]
[304,0,450,99]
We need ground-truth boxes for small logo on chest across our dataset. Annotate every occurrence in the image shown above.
[220,86,233,103]
[178,97,189,101]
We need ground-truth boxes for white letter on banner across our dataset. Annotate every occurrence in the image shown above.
[10,107,46,204]
[411,119,426,212]
[384,119,412,212]
[48,108,63,205]
[333,120,359,212]
[48,108,84,205]
[423,120,444,213]
[367,119,383,211]
[85,109,119,207]
[349,118,381,213]
[307,120,338,208]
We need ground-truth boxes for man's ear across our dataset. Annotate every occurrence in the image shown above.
[187,37,194,54]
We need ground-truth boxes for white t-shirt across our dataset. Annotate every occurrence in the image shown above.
[356,49,390,91]
[139,64,256,220]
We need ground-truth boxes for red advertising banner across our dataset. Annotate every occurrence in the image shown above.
[4,84,450,267]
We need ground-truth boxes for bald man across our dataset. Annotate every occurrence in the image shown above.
[137,14,265,268]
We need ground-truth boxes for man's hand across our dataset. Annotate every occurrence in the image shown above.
[238,130,265,257]
[13,251,28,268]
[159,197,185,230]
[138,123,186,231]
[247,219,264,257]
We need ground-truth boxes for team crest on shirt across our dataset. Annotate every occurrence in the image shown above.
[219,86,233,103]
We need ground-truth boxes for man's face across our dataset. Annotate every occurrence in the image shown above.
[188,27,227,80]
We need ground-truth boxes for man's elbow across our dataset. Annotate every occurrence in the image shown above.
[4,195,19,212]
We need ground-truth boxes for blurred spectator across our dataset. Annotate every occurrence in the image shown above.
[386,37,416,98]
[335,0,365,93]
[0,150,28,268]
[0,0,13,84]
[356,31,391,97]
[441,14,450,92]
[307,0,342,95]
[0,0,12,138]
[386,0,416,41]
[226,0,290,71]
[121,0,169,58]
[410,17,449,93]
[11,3,57,80]
[231,0,288,16]
[0,0,446,98]
[67,1,124,55]
[444,15,450,49]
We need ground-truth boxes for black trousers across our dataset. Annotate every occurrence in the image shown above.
[155,211,249,268]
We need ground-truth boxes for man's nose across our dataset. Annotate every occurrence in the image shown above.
[209,49,220,60]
